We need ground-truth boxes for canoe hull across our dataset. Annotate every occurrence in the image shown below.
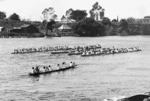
[29,65,77,76]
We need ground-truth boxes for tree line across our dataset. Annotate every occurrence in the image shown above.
[0,9,138,37]
[40,4,131,36]
[0,1,149,37]
[0,11,20,21]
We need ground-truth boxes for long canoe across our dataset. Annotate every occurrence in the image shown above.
[29,65,78,76]
[81,49,142,57]
[68,52,82,55]
[51,51,69,54]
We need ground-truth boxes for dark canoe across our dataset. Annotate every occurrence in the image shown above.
[128,49,142,52]
[51,51,69,54]
[29,65,78,76]
[124,94,150,101]
[81,49,142,57]
[11,50,47,54]
[11,51,36,54]
[81,53,102,57]
[12,52,25,54]
[68,52,82,55]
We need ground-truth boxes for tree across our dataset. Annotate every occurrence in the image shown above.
[73,18,105,36]
[9,13,20,21]
[42,7,57,36]
[44,19,56,36]
[46,19,56,32]
[116,19,129,35]
[112,19,118,22]
[41,20,47,29]
[0,11,6,19]
[66,8,73,18]
[101,17,111,25]
[119,19,128,29]
[52,14,57,20]
[69,10,87,21]
[89,2,104,20]
[126,17,135,24]
[42,7,57,21]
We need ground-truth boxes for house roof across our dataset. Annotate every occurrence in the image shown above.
[20,24,30,28]
[13,27,22,29]
[58,24,71,30]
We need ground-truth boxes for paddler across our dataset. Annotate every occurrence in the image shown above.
[57,64,61,69]
[70,62,73,67]
[35,66,40,73]
[62,62,66,68]
[46,66,49,71]
[43,66,46,71]
[32,67,37,73]
[73,62,76,66]
[43,66,49,72]
[48,65,52,70]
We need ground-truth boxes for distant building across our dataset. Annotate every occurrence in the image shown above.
[8,24,44,37]
[90,2,105,21]
[144,16,150,19]
[127,18,150,25]
[20,24,40,33]
[60,15,76,24]
[9,24,39,33]
[58,24,71,31]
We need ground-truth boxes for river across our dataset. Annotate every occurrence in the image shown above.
[0,36,150,101]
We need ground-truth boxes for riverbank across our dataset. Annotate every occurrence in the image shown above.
[1,18,150,38]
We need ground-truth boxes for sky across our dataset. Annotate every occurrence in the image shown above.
[0,0,150,21]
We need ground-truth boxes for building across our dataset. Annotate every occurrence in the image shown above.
[58,24,71,31]
[8,24,44,37]
[90,2,105,21]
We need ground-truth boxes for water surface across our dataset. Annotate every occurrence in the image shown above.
[0,36,150,101]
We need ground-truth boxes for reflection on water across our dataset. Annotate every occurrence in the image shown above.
[0,36,150,101]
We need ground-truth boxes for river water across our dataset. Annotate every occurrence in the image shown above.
[0,36,150,101]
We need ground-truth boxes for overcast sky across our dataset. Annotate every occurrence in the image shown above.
[0,0,150,21]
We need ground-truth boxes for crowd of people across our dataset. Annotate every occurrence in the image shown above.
[81,46,141,56]
[51,44,102,54]
[67,45,141,56]
[14,44,141,57]
[12,45,70,54]
[12,44,101,54]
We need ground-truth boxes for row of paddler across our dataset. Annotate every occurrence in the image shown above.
[11,44,101,54]
[81,47,141,56]
[50,44,101,54]
[50,46,141,56]
[31,62,76,74]
[12,46,71,54]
